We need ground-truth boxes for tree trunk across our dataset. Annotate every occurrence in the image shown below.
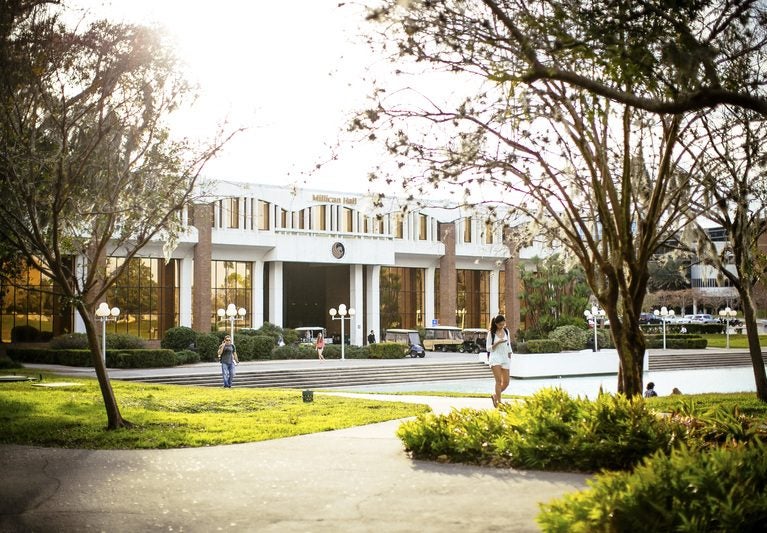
[612,324,645,397]
[738,288,767,402]
[76,302,132,429]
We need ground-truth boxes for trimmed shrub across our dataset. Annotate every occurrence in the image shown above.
[10,325,41,342]
[107,349,177,368]
[49,333,89,350]
[175,349,201,365]
[8,348,92,366]
[644,322,724,335]
[584,328,615,350]
[251,335,276,359]
[105,333,146,349]
[515,339,562,354]
[161,326,197,351]
[194,333,221,362]
[270,343,317,360]
[366,342,408,359]
[538,443,767,532]
[548,325,589,351]
[644,334,707,349]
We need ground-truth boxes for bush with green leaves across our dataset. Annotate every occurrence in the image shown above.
[548,325,589,351]
[107,349,177,368]
[105,333,145,349]
[366,342,407,359]
[194,333,220,362]
[515,339,563,353]
[396,388,680,472]
[50,332,145,350]
[175,349,200,365]
[538,442,767,532]
[49,333,89,350]
[644,334,707,349]
[161,326,197,351]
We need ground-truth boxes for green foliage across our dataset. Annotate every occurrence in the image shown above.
[10,325,41,342]
[644,334,707,349]
[548,325,589,351]
[516,339,562,353]
[644,323,724,335]
[0,376,430,448]
[397,388,678,472]
[648,392,767,418]
[174,349,200,365]
[538,442,767,532]
[161,326,197,351]
[270,343,318,360]
[194,333,220,362]
[105,333,146,349]
[366,342,408,359]
[520,255,591,337]
[49,333,89,350]
[107,349,177,368]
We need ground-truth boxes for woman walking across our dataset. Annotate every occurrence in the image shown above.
[315,332,325,361]
[486,314,512,407]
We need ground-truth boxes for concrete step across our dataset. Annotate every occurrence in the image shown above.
[122,362,492,389]
[648,351,761,371]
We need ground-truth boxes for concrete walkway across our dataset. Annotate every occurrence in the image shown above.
[0,393,589,532]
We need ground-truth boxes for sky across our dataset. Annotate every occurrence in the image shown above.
[74,0,390,193]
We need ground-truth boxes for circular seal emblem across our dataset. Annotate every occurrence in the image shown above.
[332,242,345,259]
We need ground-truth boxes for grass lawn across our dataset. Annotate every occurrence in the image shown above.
[700,333,767,349]
[0,372,430,449]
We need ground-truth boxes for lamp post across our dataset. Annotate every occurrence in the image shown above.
[329,303,355,360]
[95,302,120,363]
[718,307,738,349]
[583,305,606,352]
[456,308,467,329]
[653,306,675,350]
[217,303,247,342]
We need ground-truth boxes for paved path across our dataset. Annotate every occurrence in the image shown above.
[0,394,589,532]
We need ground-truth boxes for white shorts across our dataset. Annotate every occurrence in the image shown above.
[488,352,510,369]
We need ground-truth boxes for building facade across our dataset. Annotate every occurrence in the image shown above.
[1,182,521,343]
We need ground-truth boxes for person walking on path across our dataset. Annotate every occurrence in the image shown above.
[486,314,512,408]
[217,335,239,388]
[315,332,325,361]
[367,330,376,344]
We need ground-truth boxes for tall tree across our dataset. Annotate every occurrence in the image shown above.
[680,104,767,401]
[360,0,705,396]
[366,0,767,116]
[0,3,232,428]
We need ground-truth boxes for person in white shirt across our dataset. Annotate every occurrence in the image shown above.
[486,314,513,408]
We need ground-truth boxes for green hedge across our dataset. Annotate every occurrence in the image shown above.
[643,323,725,335]
[538,442,767,532]
[516,339,563,353]
[194,333,221,362]
[367,342,409,359]
[48,332,145,350]
[8,348,177,368]
[644,334,708,349]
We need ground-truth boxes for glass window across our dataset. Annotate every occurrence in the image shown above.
[463,217,472,243]
[394,213,404,239]
[343,207,354,233]
[227,198,240,229]
[211,260,252,332]
[380,267,424,329]
[258,200,270,230]
[484,221,494,244]
[418,214,428,240]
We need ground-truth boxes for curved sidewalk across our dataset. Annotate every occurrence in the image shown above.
[0,394,589,532]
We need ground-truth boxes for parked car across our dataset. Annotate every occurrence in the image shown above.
[383,328,426,358]
[689,313,719,324]
[639,313,662,325]
[422,326,464,352]
[461,328,489,354]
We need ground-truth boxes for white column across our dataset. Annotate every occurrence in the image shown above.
[489,269,500,324]
[350,264,364,346]
[268,261,284,327]
[178,256,193,328]
[366,265,381,341]
[425,266,436,327]
[252,260,264,329]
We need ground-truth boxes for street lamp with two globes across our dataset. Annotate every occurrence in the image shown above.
[329,304,355,360]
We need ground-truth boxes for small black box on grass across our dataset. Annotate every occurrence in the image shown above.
[302,390,314,402]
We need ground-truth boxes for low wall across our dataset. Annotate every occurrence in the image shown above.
[505,349,649,379]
